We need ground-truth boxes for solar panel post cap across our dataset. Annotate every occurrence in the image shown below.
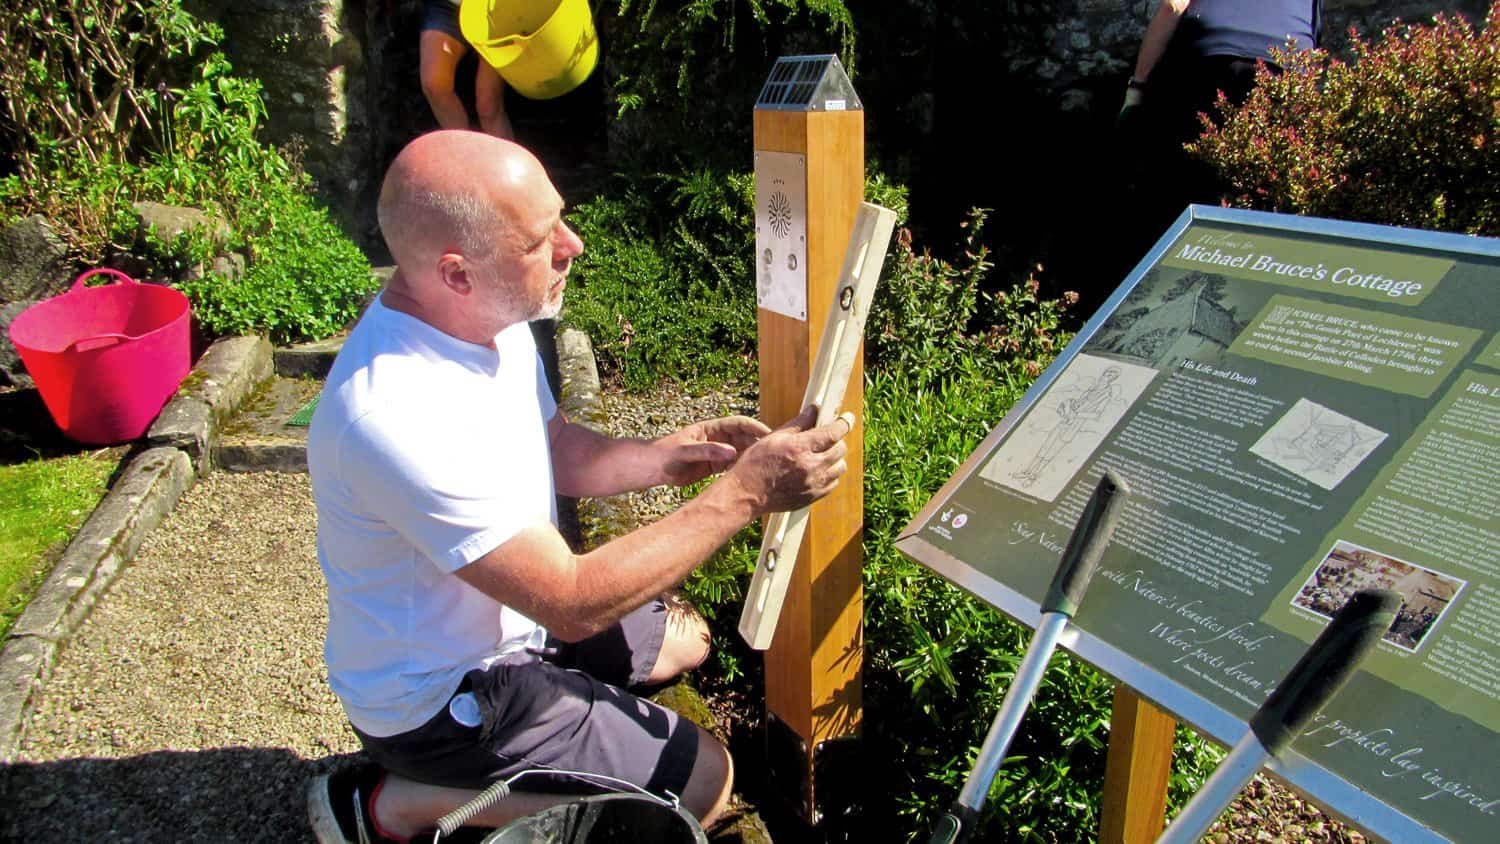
[755,54,862,113]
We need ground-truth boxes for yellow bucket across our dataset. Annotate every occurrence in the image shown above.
[459,0,599,100]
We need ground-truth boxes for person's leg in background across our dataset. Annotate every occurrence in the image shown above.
[474,63,515,140]
[419,0,473,130]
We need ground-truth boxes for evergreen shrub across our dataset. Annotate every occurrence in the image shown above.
[562,170,758,391]
[1191,4,1500,235]
[176,190,375,344]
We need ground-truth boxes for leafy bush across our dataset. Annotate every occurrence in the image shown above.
[0,2,219,169]
[601,0,856,171]
[145,53,377,342]
[138,52,294,224]
[0,2,374,343]
[562,173,758,391]
[1190,5,1500,235]
[563,166,919,390]
[177,191,376,344]
[868,209,1074,392]
[0,2,222,256]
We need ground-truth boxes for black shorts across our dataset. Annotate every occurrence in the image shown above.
[421,0,463,40]
[353,599,698,800]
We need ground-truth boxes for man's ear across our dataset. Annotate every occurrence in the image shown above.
[437,252,471,295]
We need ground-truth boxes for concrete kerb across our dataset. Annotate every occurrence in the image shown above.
[0,323,606,762]
[147,335,276,475]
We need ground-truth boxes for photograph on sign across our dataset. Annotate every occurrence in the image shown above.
[895,206,1500,843]
[1290,540,1463,652]
[753,151,808,320]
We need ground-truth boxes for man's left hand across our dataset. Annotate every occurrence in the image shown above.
[656,415,771,487]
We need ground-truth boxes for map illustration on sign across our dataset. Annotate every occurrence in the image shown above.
[754,151,808,320]
[1250,398,1388,490]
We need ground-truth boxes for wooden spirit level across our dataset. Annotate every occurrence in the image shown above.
[739,201,897,650]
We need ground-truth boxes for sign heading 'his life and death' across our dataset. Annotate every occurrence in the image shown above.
[896,205,1500,843]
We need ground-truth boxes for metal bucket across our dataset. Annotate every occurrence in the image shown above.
[479,794,707,844]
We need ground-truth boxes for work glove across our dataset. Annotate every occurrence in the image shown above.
[1116,85,1146,130]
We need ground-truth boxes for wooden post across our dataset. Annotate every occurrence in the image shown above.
[752,56,864,826]
[1100,687,1178,843]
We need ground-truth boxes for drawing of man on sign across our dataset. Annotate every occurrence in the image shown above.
[1012,366,1123,488]
[978,353,1153,503]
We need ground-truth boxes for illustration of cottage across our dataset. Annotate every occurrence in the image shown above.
[1109,279,1239,370]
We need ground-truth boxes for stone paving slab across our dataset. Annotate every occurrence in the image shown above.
[147,335,274,475]
[215,375,321,473]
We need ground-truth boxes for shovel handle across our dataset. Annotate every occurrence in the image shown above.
[937,473,1128,839]
[1042,470,1128,618]
[1250,588,1400,755]
[925,804,976,844]
[1157,589,1399,844]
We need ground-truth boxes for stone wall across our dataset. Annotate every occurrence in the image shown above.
[184,0,431,252]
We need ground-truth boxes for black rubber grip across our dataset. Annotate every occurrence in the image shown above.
[1250,588,1400,756]
[1041,470,1128,617]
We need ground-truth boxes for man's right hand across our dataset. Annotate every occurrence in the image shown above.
[462,405,853,640]
[723,405,853,515]
[1117,85,1146,129]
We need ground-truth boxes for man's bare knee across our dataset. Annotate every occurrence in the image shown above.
[680,727,733,826]
[649,596,710,683]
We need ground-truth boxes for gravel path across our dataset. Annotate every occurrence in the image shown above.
[0,384,755,844]
[0,380,1364,843]
[585,382,760,529]
[3,471,356,842]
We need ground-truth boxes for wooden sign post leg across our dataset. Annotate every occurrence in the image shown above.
[751,59,865,829]
[1100,687,1178,843]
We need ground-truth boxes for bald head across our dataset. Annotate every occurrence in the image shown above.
[374,130,583,342]
[377,130,550,273]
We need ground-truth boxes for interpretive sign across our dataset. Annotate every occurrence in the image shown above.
[895,206,1500,843]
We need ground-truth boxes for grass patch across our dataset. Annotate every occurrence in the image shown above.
[0,452,117,638]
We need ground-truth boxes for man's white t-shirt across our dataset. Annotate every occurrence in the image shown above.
[308,299,555,737]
